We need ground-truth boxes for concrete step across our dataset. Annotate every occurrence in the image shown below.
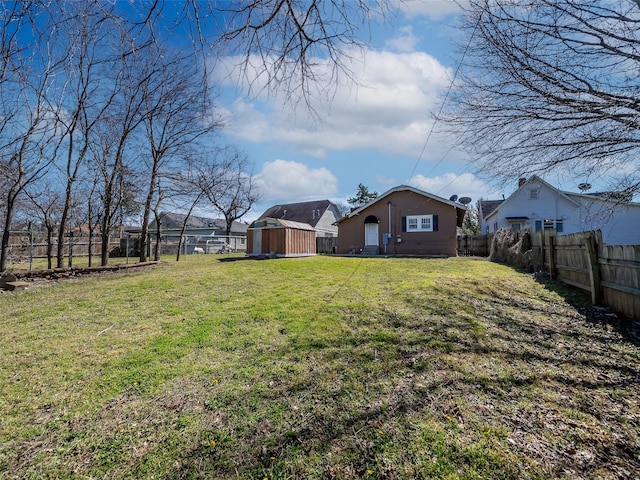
[361,245,380,255]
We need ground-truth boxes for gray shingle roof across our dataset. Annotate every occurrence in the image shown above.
[258,200,334,227]
[158,213,247,234]
[478,200,504,220]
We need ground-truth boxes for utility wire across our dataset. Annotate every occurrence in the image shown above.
[406,18,479,187]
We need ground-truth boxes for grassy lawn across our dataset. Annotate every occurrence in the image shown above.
[1,255,638,479]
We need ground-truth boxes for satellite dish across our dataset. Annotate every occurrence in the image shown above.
[578,182,592,192]
[449,194,458,202]
[458,197,472,205]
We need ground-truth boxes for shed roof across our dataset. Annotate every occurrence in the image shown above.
[249,217,316,231]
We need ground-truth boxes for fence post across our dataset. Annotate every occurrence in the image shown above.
[28,222,33,273]
[548,235,556,280]
[585,234,603,305]
[540,230,546,270]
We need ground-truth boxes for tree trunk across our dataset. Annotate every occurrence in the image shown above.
[46,226,54,269]
[0,189,19,272]
[153,224,161,261]
[139,163,159,262]
[56,185,73,268]
[100,193,113,266]
[0,202,14,272]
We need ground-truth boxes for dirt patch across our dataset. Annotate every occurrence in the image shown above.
[1,261,160,291]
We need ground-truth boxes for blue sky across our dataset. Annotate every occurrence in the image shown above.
[206,0,582,221]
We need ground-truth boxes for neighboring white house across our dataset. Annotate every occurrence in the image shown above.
[479,176,640,245]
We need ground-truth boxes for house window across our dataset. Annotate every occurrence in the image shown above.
[543,219,564,231]
[402,214,438,232]
[530,189,539,199]
[535,220,542,232]
[506,217,528,231]
[407,215,433,232]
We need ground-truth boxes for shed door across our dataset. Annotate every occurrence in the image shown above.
[252,229,262,254]
[365,223,378,246]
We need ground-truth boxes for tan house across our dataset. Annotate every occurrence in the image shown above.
[336,185,467,256]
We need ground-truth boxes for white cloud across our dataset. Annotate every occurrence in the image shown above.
[254,159,339,203]
[386,26,419,52]
[407,172,493,203]
[376,175,397,186]
[398,0,463,19]
[212,48,453,160]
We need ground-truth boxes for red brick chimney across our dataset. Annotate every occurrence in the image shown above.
[518,177,527,187]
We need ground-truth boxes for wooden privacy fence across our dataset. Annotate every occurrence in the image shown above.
[532,230,640,321]
[316,236,338,254]
[7,234,121,260]
[458,234,491,256]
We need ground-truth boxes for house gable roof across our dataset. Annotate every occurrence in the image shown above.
[485,175,580,221]
[157,212,248,234]
[562,190,640,207]
[478,199,504,220]
[258,199,337,227]
[337,184,467,223]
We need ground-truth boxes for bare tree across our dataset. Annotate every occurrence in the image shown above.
[164,167,208,263]
[0,131,56,271]
[0,2,60,271]
[137,45,222,262]
[449,0,640,195]
[172,191,204,263]
[49,1,122,268]
[204,147,260,238]
[146,145,257,262]
[93,44,152,266]
[84,174,104,268]
[24,188,63,269]
[0,0,402,271]
[194,0,397,104]
[150,185,167,262]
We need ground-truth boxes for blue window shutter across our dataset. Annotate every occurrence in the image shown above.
[401,216,406,232]
[433,215,438,231]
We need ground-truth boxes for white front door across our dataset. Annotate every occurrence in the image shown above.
[365,223,378,246]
